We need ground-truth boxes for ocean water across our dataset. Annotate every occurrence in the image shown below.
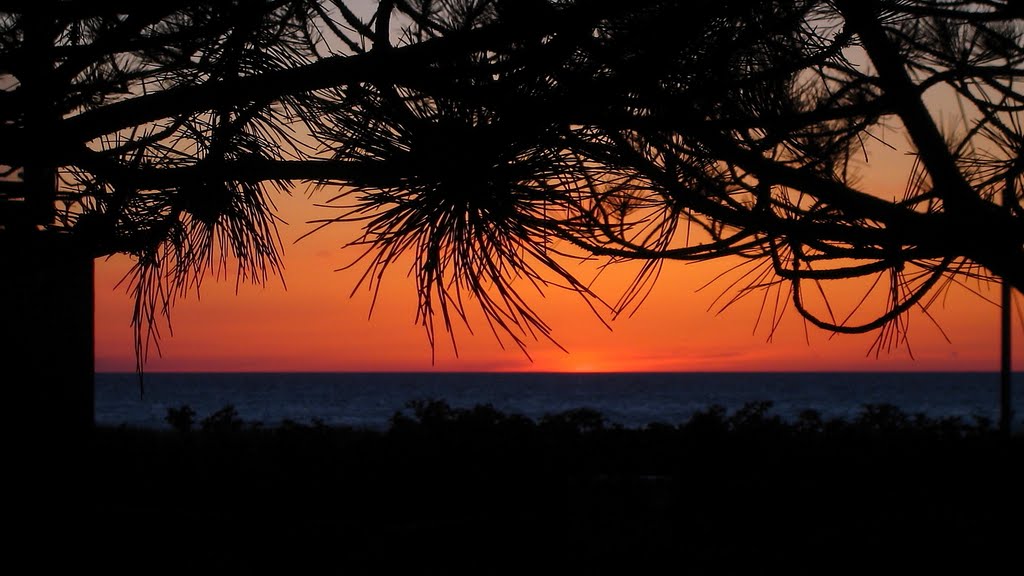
[95,372,1024,431]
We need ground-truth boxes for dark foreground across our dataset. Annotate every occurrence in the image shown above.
[17,401,1024,573]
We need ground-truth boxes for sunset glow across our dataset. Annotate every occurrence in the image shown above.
[95,186,1024,373]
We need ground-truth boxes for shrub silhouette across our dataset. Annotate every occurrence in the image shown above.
[682,404,729,436]
[539,408,608,434]
[728,401,786,434]
[856,403,913,433]
[200,405,244,434]
[794,409,825,435]
[165,405,196,434]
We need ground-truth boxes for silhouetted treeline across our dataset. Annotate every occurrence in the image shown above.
[164,397,1010,438]
[19,400,1013,573]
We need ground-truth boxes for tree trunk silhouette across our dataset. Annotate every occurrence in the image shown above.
[2,231,95,433]
[2,6,93,431]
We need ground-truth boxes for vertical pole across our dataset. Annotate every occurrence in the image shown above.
[1000,177,1014,435]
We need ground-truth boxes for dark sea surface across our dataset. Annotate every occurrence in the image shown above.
[95,371,1024,431]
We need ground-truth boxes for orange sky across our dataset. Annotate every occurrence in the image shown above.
[94,166,1024,373]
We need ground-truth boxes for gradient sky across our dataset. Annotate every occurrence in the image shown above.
[94,152,1024,373]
